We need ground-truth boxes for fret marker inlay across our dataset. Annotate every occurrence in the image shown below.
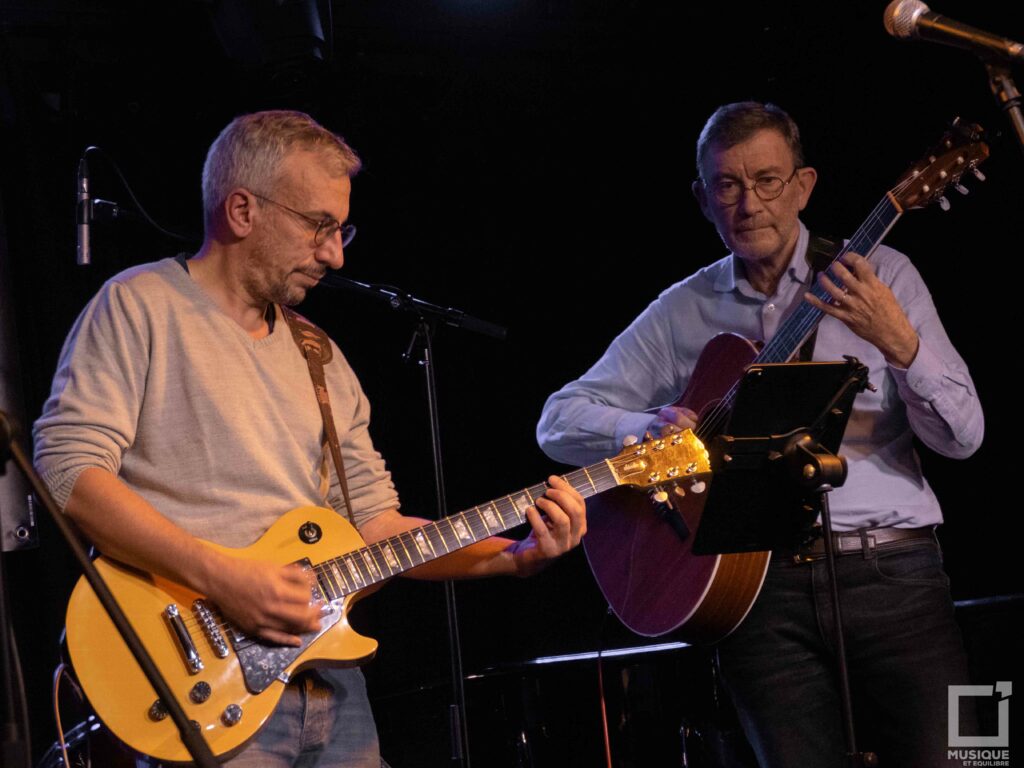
[413,531,431,557]
[453,518,472,541]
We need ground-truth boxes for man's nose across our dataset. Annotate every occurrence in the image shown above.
[315,231,344,270]
[735,183,765,214]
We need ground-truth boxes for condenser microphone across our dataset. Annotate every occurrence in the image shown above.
[76,157,91,266]
[884,0,1024,63]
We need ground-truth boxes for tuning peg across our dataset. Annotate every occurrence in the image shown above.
[622,434,639,447]
[971,167,986,182]
[954,183,969,195]
[651,490,669,504]
[690,480,706,494]
[937,196,951,211]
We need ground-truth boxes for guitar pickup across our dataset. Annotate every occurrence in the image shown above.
[165,604,203,674]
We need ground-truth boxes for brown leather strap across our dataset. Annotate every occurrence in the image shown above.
[280,306,356,526]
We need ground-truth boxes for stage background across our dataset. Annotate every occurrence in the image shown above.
[0,1,1019,763]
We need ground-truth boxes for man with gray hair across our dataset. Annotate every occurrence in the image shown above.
[537,101,981,766]
[35,110,586,765]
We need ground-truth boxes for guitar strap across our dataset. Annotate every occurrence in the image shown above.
[280,306,357,526]
[796,233,843,362]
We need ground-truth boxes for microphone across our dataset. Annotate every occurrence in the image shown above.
[884,0,1024,62]
[76,157,91,266]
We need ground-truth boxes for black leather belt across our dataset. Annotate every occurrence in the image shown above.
[779,526,937,563]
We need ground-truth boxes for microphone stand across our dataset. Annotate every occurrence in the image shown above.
[0,412,219,768]
[984,60,1024,159]
[320,273,508,768]
[0,415,220,768]
[321,274,507,341]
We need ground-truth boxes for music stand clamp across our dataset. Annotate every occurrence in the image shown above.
[694,357,879,768]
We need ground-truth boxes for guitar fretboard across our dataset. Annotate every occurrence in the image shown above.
[312,462,620,600]
[758,194,901,366]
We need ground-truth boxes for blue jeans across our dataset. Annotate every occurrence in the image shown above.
[222,668,380,768]
[717,537,972,768]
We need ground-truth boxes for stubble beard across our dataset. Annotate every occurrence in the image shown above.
[242,234,307,308]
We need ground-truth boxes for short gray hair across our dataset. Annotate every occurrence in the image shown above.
[696,101,804,179]
[201,110,361,229]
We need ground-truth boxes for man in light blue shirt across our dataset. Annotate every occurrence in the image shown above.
[537,102,982,767]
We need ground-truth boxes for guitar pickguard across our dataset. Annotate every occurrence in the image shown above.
[230,559,344,693]
[232,605,342,693]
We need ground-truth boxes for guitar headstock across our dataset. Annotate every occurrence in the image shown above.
[607,429,711,490]
[891,119,989,212]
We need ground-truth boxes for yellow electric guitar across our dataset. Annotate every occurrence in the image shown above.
[65,431,709,763]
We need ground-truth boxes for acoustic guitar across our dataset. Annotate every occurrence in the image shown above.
[582,121,990,643]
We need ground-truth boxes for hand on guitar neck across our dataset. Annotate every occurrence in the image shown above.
[805,251,921,369]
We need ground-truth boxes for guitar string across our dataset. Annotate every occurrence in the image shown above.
[696,150,948,435]
[662,153,961,443]
[688,190,905,442]
[659,148,954,439]
[179,468,616,635]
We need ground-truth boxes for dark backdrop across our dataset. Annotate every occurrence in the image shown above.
[1,1,1019,763]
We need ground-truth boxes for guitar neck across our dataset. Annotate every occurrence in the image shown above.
[757,193,903,366]
[311,462,620,600]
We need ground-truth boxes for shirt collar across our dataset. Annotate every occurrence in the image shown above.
[713,221,811,296]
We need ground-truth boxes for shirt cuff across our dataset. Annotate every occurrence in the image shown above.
[888,337,945,402]
[614,411,659,449]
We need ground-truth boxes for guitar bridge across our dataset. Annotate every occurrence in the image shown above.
[193,599,229,658]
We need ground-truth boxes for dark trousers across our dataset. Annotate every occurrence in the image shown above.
[717,538,973,768]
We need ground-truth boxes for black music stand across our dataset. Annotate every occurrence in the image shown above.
[692,357,879,768]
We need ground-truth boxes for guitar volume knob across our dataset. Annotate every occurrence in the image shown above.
[190,681,212,704]
[298,521,322,544]
[222,703,243,727]
[148,699,168,721]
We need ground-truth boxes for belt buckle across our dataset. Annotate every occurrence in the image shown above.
[792,527,824,564]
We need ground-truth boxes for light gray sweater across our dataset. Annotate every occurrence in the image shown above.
[34,257,398,548]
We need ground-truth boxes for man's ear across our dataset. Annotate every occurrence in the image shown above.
[692,179,714,223]
[795,166,817,212]
[224,188,258,238]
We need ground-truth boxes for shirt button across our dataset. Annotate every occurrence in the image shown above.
[766,303,775,312]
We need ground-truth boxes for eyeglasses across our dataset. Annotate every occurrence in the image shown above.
[251,193,356,247]
[702,168,800,206]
